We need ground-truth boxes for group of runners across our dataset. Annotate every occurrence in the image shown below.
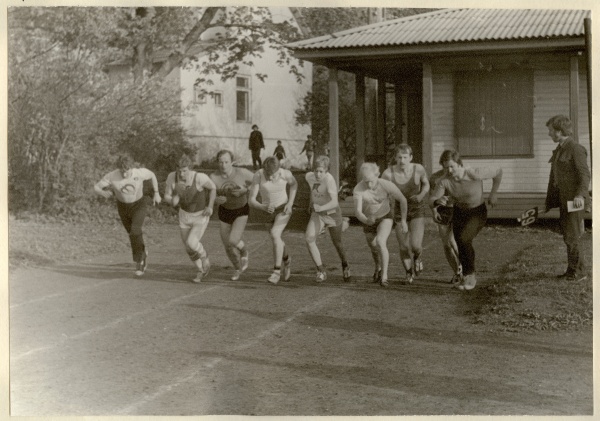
[95,144,502,291]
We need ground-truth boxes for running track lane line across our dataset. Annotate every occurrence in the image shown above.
[115,288,345,415]
[11,285,222,362]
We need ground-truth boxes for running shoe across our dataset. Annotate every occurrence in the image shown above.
[268,271,281,284]
[316,270,327,283]
[282,256,291,281]
[458,274,476,291]
[231,270,242,281]
[192,271,204,283]
[372,268,382,283]
[405,271,414,285]
[380,278,389,287]
[342,266,351,282]
[450,273,462,285]
[413,255,423,276]
[135,250,148,276]
[240,250,249,272]
[200,255,210,278]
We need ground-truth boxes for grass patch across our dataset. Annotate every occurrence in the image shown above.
[464,242,593,332]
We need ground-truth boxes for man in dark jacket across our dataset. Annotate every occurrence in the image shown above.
[544,115,590,281]
[249,124,265,170]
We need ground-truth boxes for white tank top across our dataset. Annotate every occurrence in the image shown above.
[259,169,289,208]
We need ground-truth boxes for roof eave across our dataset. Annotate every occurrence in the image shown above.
[292,37,586,64]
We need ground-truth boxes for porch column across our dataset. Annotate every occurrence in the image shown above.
[355,73,366,182]
[395,82,403,145]
[376,79,387,157]
[422,63,433,174]
[570,56,580,142]
[328,67,340,184]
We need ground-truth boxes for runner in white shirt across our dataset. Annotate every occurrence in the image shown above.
[94,155,161,276]
[248,156,298,285]
[164,155,216,283]
[305,156,351,283]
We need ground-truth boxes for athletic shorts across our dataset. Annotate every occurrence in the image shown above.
[394,200,429,222]
[311,206,343,231]
[363,211,395,235]
[218,203,250,225]
[260,203,288,225]
[179,208,210,230]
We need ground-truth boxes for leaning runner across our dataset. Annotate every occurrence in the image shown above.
[210,150,254,281]
[164,155,216,283]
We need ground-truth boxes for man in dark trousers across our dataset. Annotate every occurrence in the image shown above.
[249,124,265,170]
[544,114,590,281]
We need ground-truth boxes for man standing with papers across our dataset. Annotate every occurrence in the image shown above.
[544,115,590,281]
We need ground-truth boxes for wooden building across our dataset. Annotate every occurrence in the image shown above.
[288,8,592,219]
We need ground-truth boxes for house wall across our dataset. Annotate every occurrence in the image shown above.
[180,7,312,168]
[430,56,590,195]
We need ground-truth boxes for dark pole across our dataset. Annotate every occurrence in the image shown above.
[584,17,592,175]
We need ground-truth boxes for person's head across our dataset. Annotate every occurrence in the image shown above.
[252,124,258,131]
[546,115,572,143]
[393,144,413,167]
[177,154,193,179]
[263,156,280,178]
[216,150,234,174]
[360,162,380,188]
[277,140,282,145]
[313,155,330,180]
[439,149,464,181]
[117,155,136,178]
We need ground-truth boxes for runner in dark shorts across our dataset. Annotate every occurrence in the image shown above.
[353,162,408,287]
[210,150,254,281]
[382,144,430,284]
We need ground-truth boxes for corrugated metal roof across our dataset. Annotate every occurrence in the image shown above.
[288,8,591,50]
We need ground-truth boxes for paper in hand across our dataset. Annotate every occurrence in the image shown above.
[567,200,584,212]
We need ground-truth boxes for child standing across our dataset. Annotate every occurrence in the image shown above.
[273,140,286,161]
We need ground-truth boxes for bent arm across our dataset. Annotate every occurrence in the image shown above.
[248,173,263,210]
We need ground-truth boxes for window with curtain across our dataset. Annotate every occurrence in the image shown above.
[455,69,534,158]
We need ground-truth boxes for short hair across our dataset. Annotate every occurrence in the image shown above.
[313,155,330,171]
[251,124,258,130]
[117,155,135,172]
[177,154,193,169]
[216,149,234,162]
[439,149,462,166]
[394,143,413,157]
[263,156,280,174]
[277,140,282,144]
[360,162,380,177]
[546,115,573,137]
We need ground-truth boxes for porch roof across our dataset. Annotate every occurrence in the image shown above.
[288,8,591,70]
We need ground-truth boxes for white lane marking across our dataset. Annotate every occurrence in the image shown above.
[117,289,344,415]
[11,285,222,361]
[10,279,121,309]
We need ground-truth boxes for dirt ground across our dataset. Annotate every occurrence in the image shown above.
[8,220,593,416]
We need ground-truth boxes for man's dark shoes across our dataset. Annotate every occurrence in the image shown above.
[557,270,587,281]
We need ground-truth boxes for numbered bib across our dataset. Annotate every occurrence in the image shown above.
[517,207,538,226]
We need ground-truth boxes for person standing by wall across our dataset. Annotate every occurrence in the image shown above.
[249,124,265,170]
[429,149,502,291]
[164,155,216,283]
[300,135,316,170]
[544,114,590,281]
[94,155,161,276]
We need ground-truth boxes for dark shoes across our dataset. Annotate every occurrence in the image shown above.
[557,271,588,281]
